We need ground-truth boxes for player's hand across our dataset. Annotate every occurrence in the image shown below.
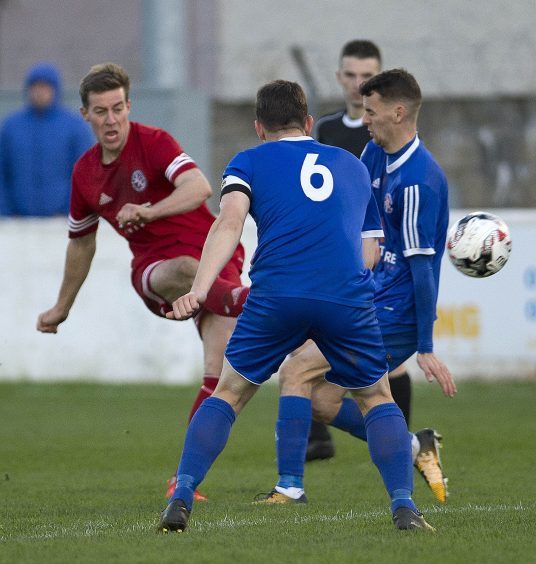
[116,203,153,231]
[416,352,457,398]
[36,306,68,334]
[166,291,206,321]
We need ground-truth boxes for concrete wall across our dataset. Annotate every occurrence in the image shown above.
[1,212,535,382]
[0,0,142,88]
[218,0,536,100]
[1,0,534,98]
[212,98,536,210]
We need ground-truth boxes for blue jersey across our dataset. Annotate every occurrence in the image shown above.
[361,136,449,331]
[221,136,382,307]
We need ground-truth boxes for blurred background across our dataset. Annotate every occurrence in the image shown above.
[0,0,535,381]
[2,0,535,208]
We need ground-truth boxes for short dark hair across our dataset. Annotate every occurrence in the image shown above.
[360,68,422,116]
[340,40,382,65]
[79,62,130,108]
[255,80,308,132]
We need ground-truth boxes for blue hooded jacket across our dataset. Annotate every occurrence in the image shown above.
[0,62,94,216]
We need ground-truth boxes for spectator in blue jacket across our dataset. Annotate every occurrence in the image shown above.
[0,62,94,216]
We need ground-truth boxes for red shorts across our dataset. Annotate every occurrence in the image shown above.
[131,242,245,320]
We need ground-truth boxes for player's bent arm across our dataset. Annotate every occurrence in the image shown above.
[36,233,96,333]
[116,168,212,226]
[151,168,212,219]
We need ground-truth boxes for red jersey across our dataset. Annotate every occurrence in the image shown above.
[68,122,218,270]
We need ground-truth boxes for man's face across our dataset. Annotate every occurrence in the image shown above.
[81,88,131,162]
[362,91,398,149]
[336,56,381,113]
[28,81,55,110]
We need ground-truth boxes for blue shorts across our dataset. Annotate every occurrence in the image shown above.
[225,295,388,389]
[380,329,417,372]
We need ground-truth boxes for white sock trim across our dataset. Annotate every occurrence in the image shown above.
[275,485,305,499]
[411,433,420,463]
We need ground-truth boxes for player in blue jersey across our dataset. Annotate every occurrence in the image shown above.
[308,39,437,464]
[261,69,456,506]
[159,79,435,532]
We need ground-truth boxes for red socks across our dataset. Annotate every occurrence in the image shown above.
[203,277,249,317]
[188,375,219,422]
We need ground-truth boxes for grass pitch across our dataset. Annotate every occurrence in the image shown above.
[1,380,535,563]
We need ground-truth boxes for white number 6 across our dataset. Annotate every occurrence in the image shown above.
[300,153,334,202]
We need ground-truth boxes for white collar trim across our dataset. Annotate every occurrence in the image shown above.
[386,135,420,174]
[342,114,364,128]
[279,136,313,142]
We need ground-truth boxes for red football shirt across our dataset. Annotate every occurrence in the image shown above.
[68,122,217,270]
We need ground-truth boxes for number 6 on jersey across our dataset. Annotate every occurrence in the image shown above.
[300,153,334,201]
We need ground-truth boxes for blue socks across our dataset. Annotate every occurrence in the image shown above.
[172,396,236,510]
[276,396,312,489]
[364,402,416,513]
[330,397,367,440]
[171,396,415,514]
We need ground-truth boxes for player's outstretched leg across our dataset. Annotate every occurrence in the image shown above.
[413,428,448,503]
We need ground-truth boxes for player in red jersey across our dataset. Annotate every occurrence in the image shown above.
[36,63,249,500]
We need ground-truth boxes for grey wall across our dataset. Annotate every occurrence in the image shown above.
[0,0,142,89]
[419,97,536,208]
[212,97,536,210]
[217,0,536,100]
[1,0,535,98]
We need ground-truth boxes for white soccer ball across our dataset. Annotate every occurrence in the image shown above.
[446,212,512,278]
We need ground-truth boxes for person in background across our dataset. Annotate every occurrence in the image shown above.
[0,62,94,216]
[315,39,381,158]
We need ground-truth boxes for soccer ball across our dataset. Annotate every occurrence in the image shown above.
[446,212,512,278]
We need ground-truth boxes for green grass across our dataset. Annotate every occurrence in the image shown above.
[1,380,535,563]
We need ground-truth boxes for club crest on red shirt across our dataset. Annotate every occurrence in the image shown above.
[131,169,147,192]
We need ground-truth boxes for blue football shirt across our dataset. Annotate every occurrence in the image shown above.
[361,135,449,331]
[221,136,382,307]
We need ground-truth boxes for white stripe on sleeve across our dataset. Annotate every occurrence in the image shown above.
[361,229,384,239]
[68,213,99,232]
[165,153,195,182]
[403,185,420,250]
